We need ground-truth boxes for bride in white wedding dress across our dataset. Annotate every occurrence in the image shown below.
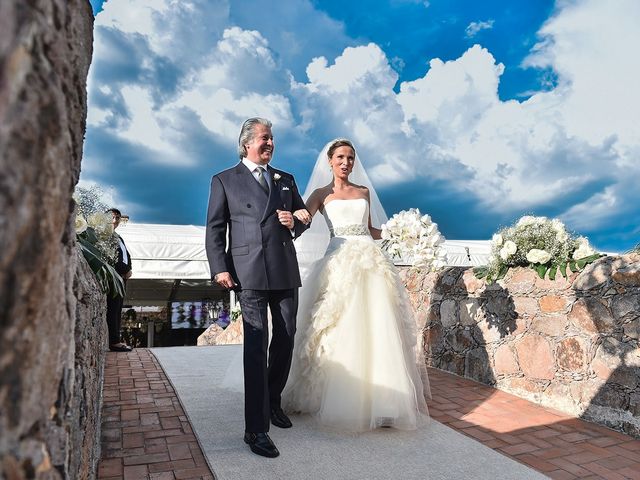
[282,139,429,432]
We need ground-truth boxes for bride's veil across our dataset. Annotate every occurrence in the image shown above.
[295,139,388,281]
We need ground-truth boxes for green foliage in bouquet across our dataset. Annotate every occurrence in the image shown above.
[74,186,125,297]
[230,303,242,322]
[474,216,603,284]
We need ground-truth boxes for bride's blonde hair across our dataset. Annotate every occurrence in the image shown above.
[327,138,355,159]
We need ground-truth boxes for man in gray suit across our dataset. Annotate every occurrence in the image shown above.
[206,118,309,458]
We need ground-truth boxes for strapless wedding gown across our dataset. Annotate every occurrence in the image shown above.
[283,198,429,431]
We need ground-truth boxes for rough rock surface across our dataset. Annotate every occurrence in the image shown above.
[197,323,225,345]
[0,1,95,478]
[65,254,107,479]
[198,318,244,345]
[401,254,640,438]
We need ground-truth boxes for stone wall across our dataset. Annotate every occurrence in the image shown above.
[400,254,640,437]
[64,255,107,479]
[197,318,244,346]
[0,1,96,478]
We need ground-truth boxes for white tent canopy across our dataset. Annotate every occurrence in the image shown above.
[119,223,491,278]
[440,239,492,267]
[118,223,215,305]
[119,223,211,280]
[118,222,211,280]
[118,223,491,304]
[118,222,490,305]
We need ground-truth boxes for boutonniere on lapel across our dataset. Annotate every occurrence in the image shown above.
[273,173,290,190]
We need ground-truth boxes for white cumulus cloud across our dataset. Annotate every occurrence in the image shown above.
[83,0,640,247]
[465,20,495,38]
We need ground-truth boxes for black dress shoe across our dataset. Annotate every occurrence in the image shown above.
[109,343,132,352]
[270,407,292,428]
[243,432,279,458]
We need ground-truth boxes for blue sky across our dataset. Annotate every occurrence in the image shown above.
[84,0,640,252]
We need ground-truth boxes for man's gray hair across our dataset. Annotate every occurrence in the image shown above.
[238,117,272,159]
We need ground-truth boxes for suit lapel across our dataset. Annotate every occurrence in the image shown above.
[234,163,272,222]
[262,166,281,222]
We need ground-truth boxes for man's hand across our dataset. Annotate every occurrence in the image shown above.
[276,209,294,229]
[124,270,132,280]
[214,272,236,289]
[293,209,311,225]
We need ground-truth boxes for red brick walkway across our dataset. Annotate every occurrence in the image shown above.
[98,349,214,480]
[99,349,640,479]
[427,368,640,480]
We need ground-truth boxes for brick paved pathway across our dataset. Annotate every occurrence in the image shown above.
[99,349,640,480]
[428,368,640,480]
[98,349,214,480]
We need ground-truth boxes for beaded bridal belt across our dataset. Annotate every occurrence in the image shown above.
[329,224,370,237]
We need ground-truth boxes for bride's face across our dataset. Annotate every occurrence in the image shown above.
[329,146,355,180]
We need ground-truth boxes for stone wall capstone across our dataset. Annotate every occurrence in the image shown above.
[401,254,640,438]
[198,318,244,346]
[0,1,96,478]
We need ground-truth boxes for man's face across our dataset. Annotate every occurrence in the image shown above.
[111,212,121,230]
[245,124,274,165]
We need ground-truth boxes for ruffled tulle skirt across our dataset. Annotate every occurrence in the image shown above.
[283,235,430,432]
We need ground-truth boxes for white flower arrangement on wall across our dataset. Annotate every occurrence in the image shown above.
[74,186,124,297]
[475,215,601,284]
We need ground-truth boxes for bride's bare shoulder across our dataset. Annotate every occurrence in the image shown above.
[309,185,332,200]
[350,184,369,196]
[307,186,332,211]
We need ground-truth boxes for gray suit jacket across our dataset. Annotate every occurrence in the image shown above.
[205,163,308,290]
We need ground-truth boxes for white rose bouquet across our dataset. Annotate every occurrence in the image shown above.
[74,186,124,297]
[381,208,447,271]
[475,215,601,283]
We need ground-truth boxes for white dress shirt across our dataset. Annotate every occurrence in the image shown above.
[242,158,272,190]
[116,234,129,264]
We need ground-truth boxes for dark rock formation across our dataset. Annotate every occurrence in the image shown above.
[0,1,96,478]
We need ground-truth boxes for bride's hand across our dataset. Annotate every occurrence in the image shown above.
[293,209,312,225]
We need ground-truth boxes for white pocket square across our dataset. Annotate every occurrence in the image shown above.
[281,186,290,191]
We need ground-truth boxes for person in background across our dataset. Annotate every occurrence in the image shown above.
[106,207,133,352]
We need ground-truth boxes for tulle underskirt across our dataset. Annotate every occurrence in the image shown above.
[283,236,429,432]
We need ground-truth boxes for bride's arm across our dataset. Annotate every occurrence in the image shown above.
[365,189,382,240]
[293,189,323,224]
